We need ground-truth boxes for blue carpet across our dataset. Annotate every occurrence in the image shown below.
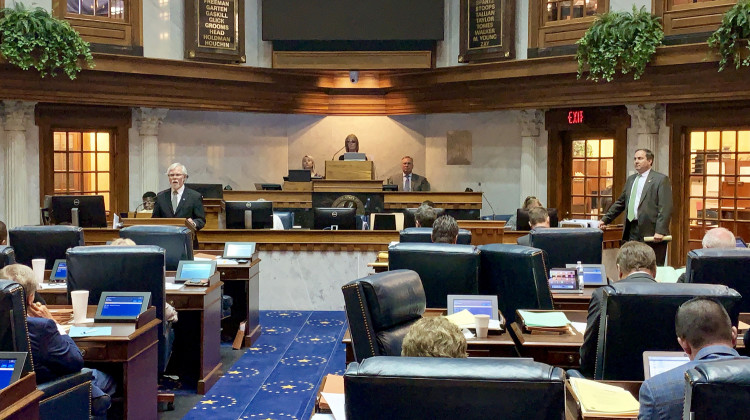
[183,310,347,420]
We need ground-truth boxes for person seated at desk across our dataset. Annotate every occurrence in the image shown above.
[579,241,657,377]
[415,204,437,228]
[639,297,744,420]
[431,215,458,244]
[388,156,430,191]
[152,162,206,230]
[302,155,321,178]
[140,191,156,213]
[401,317,468,358]
[505,196,543,231]
[676,227,736,283]
[338,134,367,160]
[516,207,550,246]
[0,264,116,417]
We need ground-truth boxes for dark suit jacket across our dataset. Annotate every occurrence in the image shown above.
[152,187,206,230]
[601,170,672,242]
[27,317,84,384]
[389,172,430,191]
[579,272,656,377]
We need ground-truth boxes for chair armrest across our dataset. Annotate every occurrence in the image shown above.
[38,368,92,420]
[566,369,585,379]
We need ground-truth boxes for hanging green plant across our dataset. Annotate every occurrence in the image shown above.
[707,0,750,71]
[576,6,664,82]
[0,3,94,79]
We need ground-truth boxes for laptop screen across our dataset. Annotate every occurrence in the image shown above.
[643,352,690,379]
[0,358,18,388]
[549,268,578,290]
[100,295,146,317]
[51,260,67,281]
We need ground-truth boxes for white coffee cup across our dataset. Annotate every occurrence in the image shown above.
[474,314,490,339]
[71,290,89,324]
[31,259,46,287]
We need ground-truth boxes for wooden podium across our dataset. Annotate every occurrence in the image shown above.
[325,160,374,180]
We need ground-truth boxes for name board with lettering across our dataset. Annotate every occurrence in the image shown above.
[185,0,245,63]
[459,0,514,63]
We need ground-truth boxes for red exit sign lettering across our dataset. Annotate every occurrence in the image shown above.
[568,110,584,124]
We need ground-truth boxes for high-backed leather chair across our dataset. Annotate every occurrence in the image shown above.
[345,356,565,420]
[342,270,425,363]
[66,245,170,373]
[684,248,750,312]
[388,243,480,308]
[529,227,602,268]
[273,211,294,230]
[398,227,472,244]
[119,225,192,270]
[594,282,741,380]
[683,358,750,420]
[0,280,92,419]
[0,245,15,269]
[478,244,553,324]
[8,226,84,269]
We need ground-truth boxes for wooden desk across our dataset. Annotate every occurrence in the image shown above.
[342,308,517,363]
[38,280,222,395]
[457,220,506,245]
[54,305,160,420]
[0,372,43,420]
[509,310,587,369]
[553,289,594,311]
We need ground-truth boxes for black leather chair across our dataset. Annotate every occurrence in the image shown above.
[345,356,565,420]
[388,243,480,308]
[594,282,741,380]
[119,225,192,270]
[529,227,602,268]
[683,358,750,420]
[8,225,84,269]
[273,211,294,230]
[66,245,170,373]
[684,248,750,312]
[478,244,553,324]
[342,270,425,363]
[398,227,472,244]
[0,280,92,419]
[0,245,15,269]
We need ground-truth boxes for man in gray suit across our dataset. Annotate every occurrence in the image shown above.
[390,156,430,191]
[601,148,672,265]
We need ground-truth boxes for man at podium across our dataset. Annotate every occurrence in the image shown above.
[152,162,206,230]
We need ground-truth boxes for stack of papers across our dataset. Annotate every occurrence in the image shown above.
[517,310,571,333]
[445,310,502,330]
[568,377,640,417]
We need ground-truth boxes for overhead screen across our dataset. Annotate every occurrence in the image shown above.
[262,0,444,41]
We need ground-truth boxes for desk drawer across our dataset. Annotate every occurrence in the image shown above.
[219,268,252,280]
[545,350,580,367]
[78,343,109,361]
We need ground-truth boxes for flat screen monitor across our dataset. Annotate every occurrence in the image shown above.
[94,291,151,323]
[223,242,256,259]
[225,201,274,229]
[175,260,216,283]
[47,195,107,227]
[372,214,396,231]
[342,152,366,161]
[50,259,67,282]
[0,352,26,389]
[185,183,223,199]
[287,170,311,182]
[736,237,747,248]
[447,295,499,320]
[314,207,356,230]
[402,207,445,228]
[253,183,282,191]
[565,263,608,286]
[548,268,581,293]
[516,208,559,231]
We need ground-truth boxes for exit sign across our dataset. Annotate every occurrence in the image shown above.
[568,110,584,124]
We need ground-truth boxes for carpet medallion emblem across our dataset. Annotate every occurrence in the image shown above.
[280,355,327,366]
[261,380,315,394]
[294,335,336,344]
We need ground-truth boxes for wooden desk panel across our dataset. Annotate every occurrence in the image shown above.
[0,373,42,420]
[510,310,587,369]
[553,289,594,311]
[457,220,506,245]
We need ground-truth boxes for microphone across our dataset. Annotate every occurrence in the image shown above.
[482,193,496,218]
[331,145,346,160]
[134,202,144,214]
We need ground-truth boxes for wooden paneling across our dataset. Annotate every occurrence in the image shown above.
[52,0,142,48]
[273,51,433,70]
[658,0,735,36]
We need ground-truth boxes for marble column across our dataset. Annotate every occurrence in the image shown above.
[2,101,36,229]
[627,104,664,170]
[518,109,545,201]
[135,108,168,198]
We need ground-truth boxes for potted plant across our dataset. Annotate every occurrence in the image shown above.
[576,6,664,82]
[708,0,750,71]
[0,3,93,79]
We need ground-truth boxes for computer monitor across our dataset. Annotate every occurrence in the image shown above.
[286,170,312,182]
[516,208,559,230]
[402,207,445,228]
[185,183,223,199]
[314,207,357,230]
[0,352,26,389]
[342,152,366,161]
[47,195,107,227]
[736,237,747,248]
[225,201,274,229]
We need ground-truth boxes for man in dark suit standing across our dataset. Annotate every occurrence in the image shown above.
[152,162,206,230]
[601,148,672,265]
[390,156,430,191]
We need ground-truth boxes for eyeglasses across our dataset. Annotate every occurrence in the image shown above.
[168,173,185,178]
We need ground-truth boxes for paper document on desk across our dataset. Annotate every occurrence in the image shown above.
[69,326,112,338]
[568,377,639,416]
[321,392,346,420]
[165,283,183,291]
[570,322,588,334]
[446,310,501,330]
[215,258,239,265]
[518,310,570,327]
[43,283,68,289]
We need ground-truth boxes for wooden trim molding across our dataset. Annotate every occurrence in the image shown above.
[272,51,433,70]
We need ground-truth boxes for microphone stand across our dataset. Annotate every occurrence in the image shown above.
[331,146,346,161]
